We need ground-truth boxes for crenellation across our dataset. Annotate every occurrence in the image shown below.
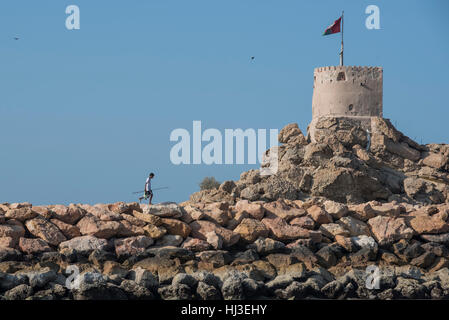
[310,65,383,141]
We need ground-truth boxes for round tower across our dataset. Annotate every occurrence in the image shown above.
[312,66,383,119]
[309,66,383,141]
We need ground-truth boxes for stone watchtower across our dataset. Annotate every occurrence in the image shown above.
[308,65,383,141]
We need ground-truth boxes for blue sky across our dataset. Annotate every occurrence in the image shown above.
[1,0,448,205]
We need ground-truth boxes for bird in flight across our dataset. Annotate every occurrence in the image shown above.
[250,56,255,61]
[13,37,20,40]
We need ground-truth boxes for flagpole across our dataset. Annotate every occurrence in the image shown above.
[340,11,344,66]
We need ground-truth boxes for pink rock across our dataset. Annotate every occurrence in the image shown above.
[0,237,15,248]
[50,204,85,225]
[189,220,240,247]
[32,206,53,219]
[5,207,37,222]
[233,218,269,242]
[50,219,82,239]
[19,237,52,254]
[181,237,212,252]
[25,218,67,246]
[0,222,26,246]
[76,215,121,239]
[263,200,306,221]
[290,216,315,230]
[114,236,153,258]
[307,205,333,225]
[367,216,414,246]
[408,211,449,234]
[116,220,145,237]
[235,200,265,220]
[107,202,130,214]
[262,216,314,242]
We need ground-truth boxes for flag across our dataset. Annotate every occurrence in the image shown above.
[323,16,342,36]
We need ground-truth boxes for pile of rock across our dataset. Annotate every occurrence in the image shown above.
[1,197,449,299]
[191,117,449,205]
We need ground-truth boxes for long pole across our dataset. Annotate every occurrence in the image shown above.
[340,11,344,66]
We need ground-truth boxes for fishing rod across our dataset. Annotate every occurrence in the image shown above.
[132,187,169,194]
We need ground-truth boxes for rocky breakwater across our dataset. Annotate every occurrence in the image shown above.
[1,198,449,300]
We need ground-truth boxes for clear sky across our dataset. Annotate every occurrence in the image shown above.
[1,0,448,205]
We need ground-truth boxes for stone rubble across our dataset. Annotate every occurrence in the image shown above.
[0,118,448,300]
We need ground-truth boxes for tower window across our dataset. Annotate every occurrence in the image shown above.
[337,72,346,81]
[348,104,353,111]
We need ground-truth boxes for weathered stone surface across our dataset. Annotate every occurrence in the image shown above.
[180,204,205,222]
[59,235,108,255]
[132,210,162,225]
[263,200,306,221]
[319,223,350,239]
[202,202,231,226]
[114,236,153,259]
[235,200,265,220]
[143,224,167,239]
[247,237,285,255]
[161,218,191,238]
[181,237,211,252]
[233,218,269,242]
[156,235,184,247]
[337,216,370,237]
[420,233,449,245]
[323,200,348,219]
[50,204,84,225]
[25,218,67,246]
[290,216,315,230]
[117,220,145,237]
[0,223,26,245]
[76,216,121,239]
[18,237,52,254]
[50,219,82,239]
[307,205,333,225]
[190,220,240,247]
[0,237,15,248]
[5,207,37,222]
[404,177,445,204]
[422,152,448,170]
[368,216,414,246]
[262,216,316,242]
[121,214,146,227]
[278,123,307,144]
[409,212,449,234]
[348,203,376,221]
[142,203,183,218]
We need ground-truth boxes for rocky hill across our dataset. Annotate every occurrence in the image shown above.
[1,117,449,300]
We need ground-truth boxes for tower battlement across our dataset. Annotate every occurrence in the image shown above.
[312,66,383,119]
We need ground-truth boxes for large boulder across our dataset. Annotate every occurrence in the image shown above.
[49,204,85,224]
[0,223,26,245]
[18,238,52,255]
[76,216,121,239]
[233,218,269,242]
[262,216,320,242]
[263,200,306,221]
[114,236,154,259]
[59,235,108,256]
[25,218,66,246]
[142,202,183,218]
[367,216,414,246]
[189,220,240,247]
[5,207,37,222]
[234,200,265,220]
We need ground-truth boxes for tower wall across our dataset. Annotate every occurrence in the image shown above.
[312,66,383,119]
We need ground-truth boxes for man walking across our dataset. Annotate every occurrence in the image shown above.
[139,172,154,205]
